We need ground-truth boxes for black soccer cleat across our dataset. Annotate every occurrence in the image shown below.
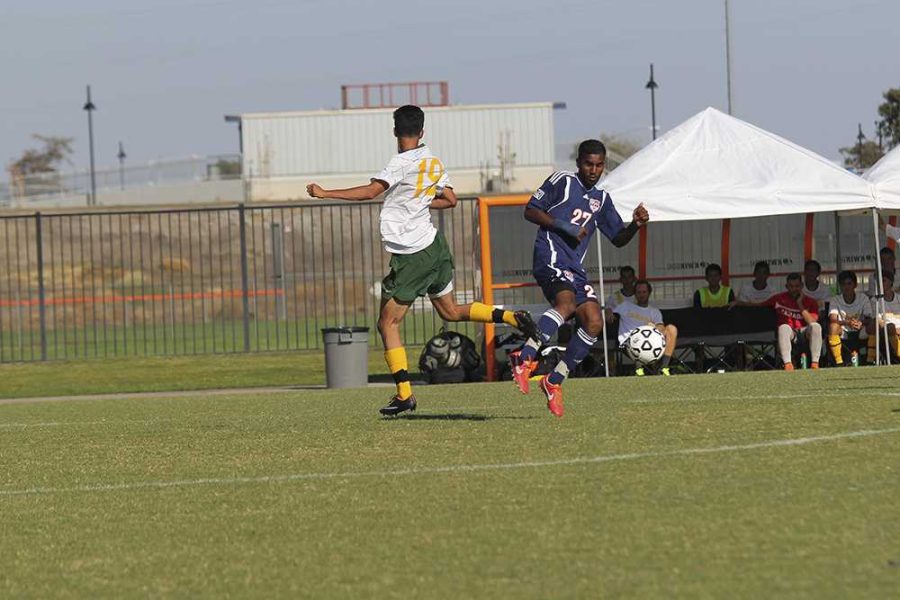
[379,395,417,416]
[513,310,539,343]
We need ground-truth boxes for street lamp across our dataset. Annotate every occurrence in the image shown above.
[856,123,865,171]
[724,0,734,115]
[83,85,97,205]
[117,141,127,190]
[645,63,659,140]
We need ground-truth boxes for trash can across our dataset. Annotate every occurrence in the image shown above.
[321,327,370,388]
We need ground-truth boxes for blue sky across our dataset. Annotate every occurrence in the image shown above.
[2,0,897,172]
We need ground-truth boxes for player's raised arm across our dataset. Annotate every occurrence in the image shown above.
[306,180,387,201]
[609,202,649,248]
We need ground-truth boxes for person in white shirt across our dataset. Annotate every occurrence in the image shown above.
[737,261,776,303]
[307,105,536,415]
[605,265,636,310]
[802,259,831,309]
[867,270,900,361]
[867,247,896,298]
[827,270,873,366]
[607,279,678,376]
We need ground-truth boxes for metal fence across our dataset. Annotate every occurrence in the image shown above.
[0,200,481,362]
[2,154,242,206]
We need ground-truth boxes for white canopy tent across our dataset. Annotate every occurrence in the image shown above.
[600,107,876,221]
[591,107,886,374]
[866,145,900,210]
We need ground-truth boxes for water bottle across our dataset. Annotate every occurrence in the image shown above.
[800,353,807,369]
[851,351,859,367]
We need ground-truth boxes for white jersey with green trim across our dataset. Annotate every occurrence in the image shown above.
[372,144,451,255]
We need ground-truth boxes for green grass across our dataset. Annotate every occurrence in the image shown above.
[0,348,419,399]
[0,313,473,361]
[2,368,898,597]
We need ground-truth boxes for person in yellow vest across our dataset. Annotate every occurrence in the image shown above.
[693,263,734,308]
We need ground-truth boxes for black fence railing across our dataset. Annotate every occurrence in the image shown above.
[0,200,480,362]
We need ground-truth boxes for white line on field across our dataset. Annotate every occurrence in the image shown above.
[628,390,900,404]
[2,426,898,497]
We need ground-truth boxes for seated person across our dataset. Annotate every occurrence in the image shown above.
[606,265,636,310]
[607,279,678,376]
[731,272,822,370]
[737,260,777,303]
[827,270,872,366]
[867,270,900,362]
[867,247,896,298]
[693,263,734,308]
[802,259,832,309]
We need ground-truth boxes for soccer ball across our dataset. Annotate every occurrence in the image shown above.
[624,326,666,366]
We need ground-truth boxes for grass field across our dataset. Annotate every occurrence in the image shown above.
[2,367,899,597]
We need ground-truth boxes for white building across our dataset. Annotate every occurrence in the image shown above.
[239,102,557,201]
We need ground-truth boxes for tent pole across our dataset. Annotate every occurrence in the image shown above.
[595,234,611,378]
[834,212,842,272]
[872,209,889,366]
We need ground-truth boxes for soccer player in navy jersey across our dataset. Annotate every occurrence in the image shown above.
[509,139,649,417]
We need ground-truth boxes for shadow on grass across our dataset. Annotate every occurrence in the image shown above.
[382,413,540,422]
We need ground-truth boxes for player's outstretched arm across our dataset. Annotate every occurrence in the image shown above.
[610,203,650,248]
[306,180,387,201]
[430,187,458,210]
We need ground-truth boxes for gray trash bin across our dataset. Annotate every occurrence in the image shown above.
[322,327,370,388]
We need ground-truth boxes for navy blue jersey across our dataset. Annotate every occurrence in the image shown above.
[528,170,626,275]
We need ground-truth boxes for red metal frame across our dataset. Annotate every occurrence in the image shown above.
[340,81,449,110]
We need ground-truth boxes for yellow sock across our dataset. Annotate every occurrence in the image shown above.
[470,302,519,326]
[828,335,843,364]
[895,337,900,357]
[469,302,494,323]
[384,347,412,400]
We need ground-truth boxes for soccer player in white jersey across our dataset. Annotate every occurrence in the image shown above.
[737,261,776,303]
[307,105,535,416]
[827,270,872,366]
[867,270,900,361]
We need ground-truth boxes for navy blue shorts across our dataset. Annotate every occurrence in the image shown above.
[533,263,599,306]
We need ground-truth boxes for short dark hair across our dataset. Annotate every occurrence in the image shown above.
[634,279,652,294]
[620,265,635,276]
[881,246,895,258]
[837,270,857,285]
[577,139,607,160]
[705,263,722,277]
[804,259,821,273]
[883,269,895,283]
[753,261,770,275]
[393,105,424,137]
[786,272,802,284]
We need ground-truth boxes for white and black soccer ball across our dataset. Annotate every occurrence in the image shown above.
[624,326,666,366]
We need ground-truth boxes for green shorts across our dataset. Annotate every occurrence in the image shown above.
[382,231,454,303]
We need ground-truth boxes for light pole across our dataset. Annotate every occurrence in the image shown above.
[724,0,734,115]
[857,123,865,171]
[83,85,97,205]
[645,63,659,140]
[117,141,127,190]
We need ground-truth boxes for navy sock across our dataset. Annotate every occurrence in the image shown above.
[520,308,565,362]
[547,327,597,385]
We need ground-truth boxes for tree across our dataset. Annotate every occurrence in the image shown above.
[7,135,74,199]
[839,138,883,171]
[877,88,900,150]
[9,135,74,176]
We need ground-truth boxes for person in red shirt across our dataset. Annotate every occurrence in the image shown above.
[731,272,823,370]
